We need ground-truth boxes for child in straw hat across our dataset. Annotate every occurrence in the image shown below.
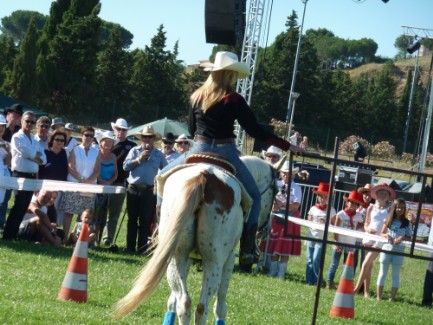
[354,183,396,297]
[326,190,364,289]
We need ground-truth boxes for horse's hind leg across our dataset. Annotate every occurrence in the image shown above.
[195,258,224,325]
[213,251,236,323]
[166,240,194,325]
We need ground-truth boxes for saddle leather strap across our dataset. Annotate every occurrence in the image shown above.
[185,152,236,175]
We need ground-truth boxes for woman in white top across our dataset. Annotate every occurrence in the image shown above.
[353,183,396,297]
[60,126,100,242]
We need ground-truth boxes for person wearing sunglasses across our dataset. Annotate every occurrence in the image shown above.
[174,134,191,155]
[34,116,52,150]
[161,132,180,164]
[101,118,136,247]
[60,126,100,243]
[123,125,167,254]
[2,103,23,142]
[39,130,69,227]
[3,111,47,240]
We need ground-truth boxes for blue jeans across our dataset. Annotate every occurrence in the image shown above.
[0,189,12,227]
[327,248,358,283]
[158,140,261,230]
[306,241,323,285]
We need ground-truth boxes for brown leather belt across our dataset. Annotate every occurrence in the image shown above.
[194,135,234,145]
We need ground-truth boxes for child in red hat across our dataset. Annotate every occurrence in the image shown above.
[326,190,364,289]
[305,182,336,285]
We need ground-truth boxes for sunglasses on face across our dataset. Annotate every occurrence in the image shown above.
[178,141,189,145]
[266,154,278,158]
[141,135,154,139]
[83,133,94,138]
[25,120,36,125]
[54,138,65,143]
[162,141,173,145]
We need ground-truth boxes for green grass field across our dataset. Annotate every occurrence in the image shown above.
[1,209,432,325]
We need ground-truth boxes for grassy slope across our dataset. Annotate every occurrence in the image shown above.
[0,218,431,325]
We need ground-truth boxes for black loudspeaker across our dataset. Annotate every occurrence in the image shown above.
[205,0,246,46]
[252,124,274,152]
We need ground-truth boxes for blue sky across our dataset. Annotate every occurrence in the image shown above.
[2,0,433,65]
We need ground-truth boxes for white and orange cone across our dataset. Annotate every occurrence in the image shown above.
[329,251,355,319]
[58,223,89,303]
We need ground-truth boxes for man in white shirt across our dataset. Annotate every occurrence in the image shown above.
[34,116,51,150]
[3,111,47,240]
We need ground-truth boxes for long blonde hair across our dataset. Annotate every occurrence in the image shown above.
[190,70,239,112]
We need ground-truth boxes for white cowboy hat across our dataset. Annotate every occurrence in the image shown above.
[175,134,191,143]
[97,130,118,145]
[280,161,299,174]
[134,125,162,141]
[0,114,6,125]
[265,146,281,157]
[200,51,250,78]
[111,118,130,130]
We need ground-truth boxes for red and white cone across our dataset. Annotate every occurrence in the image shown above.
[330,251,355,319]
[58,223,89,303]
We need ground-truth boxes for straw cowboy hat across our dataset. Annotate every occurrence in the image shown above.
[280,161,299,174]
[200,51,250,78]
[312,182,331,195]
[111,118,130,130]
[357,183,372,194]
[370,183,396,201]
[343,190,365,205]
[134,125,161,141]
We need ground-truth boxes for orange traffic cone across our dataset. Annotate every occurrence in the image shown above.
[329,251,355,319]
[58,223,89,303]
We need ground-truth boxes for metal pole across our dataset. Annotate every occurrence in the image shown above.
[286,0,308,139]
[403,50,420,153]
[419,72,433,172]
[288,93,300,138]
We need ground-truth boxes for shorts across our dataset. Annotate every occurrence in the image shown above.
[17,220,42,242]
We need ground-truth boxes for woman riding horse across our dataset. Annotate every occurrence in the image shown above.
[158,51,302,265]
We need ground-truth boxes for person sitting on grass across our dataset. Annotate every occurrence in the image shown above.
[377,198,413,301]
[67,208,97,247]
[17,190,63,246]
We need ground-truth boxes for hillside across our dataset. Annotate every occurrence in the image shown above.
[348,56,432,96]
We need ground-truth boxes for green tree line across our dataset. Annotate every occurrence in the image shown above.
[0,2,429,155]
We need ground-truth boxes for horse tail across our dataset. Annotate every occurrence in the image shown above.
[113,171,207,319]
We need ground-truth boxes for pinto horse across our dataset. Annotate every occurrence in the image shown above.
[113,156,275,324]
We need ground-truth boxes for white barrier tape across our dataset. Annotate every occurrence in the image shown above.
[273,213,433,253]
[0,176,126,194]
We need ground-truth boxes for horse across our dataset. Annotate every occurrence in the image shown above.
[113,156,276,324]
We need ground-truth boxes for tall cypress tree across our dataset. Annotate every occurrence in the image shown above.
[3,18,39,102]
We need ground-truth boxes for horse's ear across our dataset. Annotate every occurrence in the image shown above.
[273,157,285,171]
